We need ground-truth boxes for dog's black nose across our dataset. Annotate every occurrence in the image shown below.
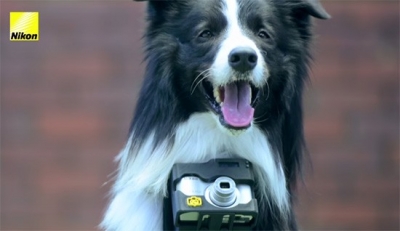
[228,47,258,73]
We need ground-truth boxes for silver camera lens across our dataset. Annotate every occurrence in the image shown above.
[209,177,237,207]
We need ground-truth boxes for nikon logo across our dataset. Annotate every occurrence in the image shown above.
[10,32,38,40]
[10,12,39,41]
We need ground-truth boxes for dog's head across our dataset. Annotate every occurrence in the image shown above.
[136,0,329,133]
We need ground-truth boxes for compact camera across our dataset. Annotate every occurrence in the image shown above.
[166,158,258,231]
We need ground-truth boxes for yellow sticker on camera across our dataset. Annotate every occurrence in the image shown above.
[187,196,202,207]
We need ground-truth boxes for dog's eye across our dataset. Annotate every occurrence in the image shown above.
[258,30,270,39]
[198,30,214,39]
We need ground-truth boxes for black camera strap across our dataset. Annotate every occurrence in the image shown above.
[163,176,175,230]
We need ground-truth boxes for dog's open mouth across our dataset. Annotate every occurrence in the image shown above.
[203,80,260,130]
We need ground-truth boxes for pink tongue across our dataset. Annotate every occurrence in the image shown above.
[221,82,254,127]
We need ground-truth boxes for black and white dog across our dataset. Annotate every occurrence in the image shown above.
[102,0,329,230]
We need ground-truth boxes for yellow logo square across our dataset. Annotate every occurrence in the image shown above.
[10,12,39,41]
[186,196,202,207]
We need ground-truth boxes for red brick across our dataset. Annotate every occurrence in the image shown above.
[36,109,106,142]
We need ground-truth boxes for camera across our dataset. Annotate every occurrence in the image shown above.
[167,158,258,230]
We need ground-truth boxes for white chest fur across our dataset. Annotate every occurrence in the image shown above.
[101,112,288,231]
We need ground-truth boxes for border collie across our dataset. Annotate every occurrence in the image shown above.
[102,0,329,230]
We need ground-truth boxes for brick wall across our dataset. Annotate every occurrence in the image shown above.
[1,1,398,230]
[298,2,399,230]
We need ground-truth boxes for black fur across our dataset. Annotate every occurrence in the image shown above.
[129,0,329,230]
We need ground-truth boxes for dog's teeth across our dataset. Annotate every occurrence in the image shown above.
[249,89,252,104]
[214,88,221,103]
[228,128,245,136]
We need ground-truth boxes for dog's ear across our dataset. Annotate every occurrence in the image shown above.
[301,0,331,19]
[134,0,177,19]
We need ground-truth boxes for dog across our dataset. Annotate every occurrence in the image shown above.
[101,0,329,230]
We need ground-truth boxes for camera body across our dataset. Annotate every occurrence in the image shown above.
[168,158,258,231]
